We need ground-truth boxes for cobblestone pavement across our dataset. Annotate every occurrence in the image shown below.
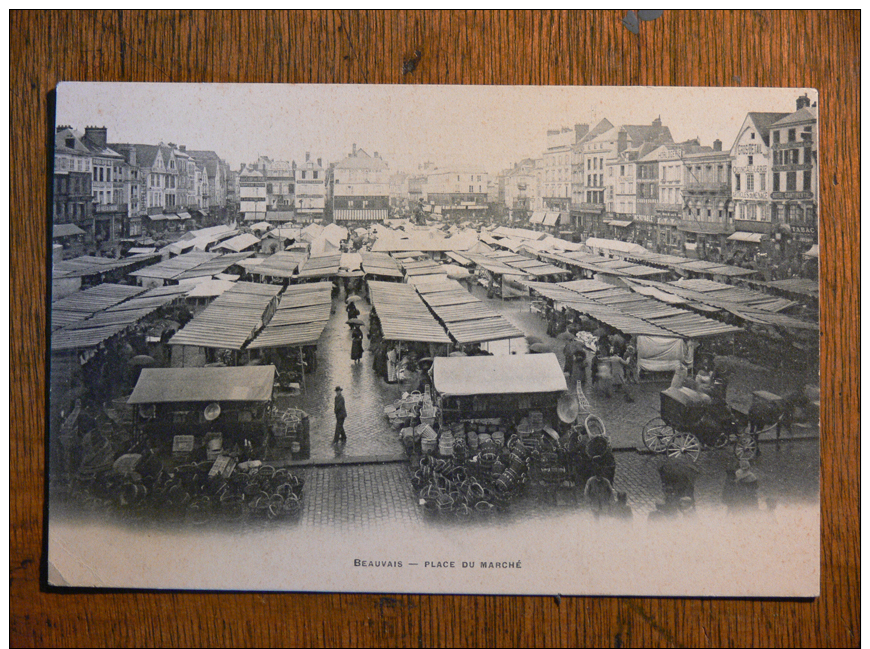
[283,439,818,528]
[273,291,405,462]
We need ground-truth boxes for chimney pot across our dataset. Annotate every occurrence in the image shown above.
[713,139,722,151]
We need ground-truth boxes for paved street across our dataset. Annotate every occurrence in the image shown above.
[272,290,406,462]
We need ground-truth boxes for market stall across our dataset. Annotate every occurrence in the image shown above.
[128,365,277,453]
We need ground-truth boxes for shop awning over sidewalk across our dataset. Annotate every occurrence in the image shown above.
[727,232,766,243]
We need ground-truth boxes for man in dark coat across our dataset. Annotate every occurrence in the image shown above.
[333,386,347,444]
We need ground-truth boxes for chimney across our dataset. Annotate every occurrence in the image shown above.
[305,151,311,162]
[352,143,357,155]
[179,145,186,152]
[796,93,811,110]
[713,139,722,152]
[617,129,628,152]
[374,151,379,159]
[653,116,662,128]
[317,157,322,167]
[168,142,176,149]
[84,126,107,148]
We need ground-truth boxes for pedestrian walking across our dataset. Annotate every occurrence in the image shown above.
[333,386,347,444]
[350,325,364,363]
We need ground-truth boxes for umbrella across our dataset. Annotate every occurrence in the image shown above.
[529,343,553,354]
[416,357,434,370]
[345,295,364,303]
[347,318,366,327]
[525,335,543,346]
[556,331,575,342]
[128,355,157,367]
[449,351,467,357]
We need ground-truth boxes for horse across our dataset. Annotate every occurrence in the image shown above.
[747,390,809,441]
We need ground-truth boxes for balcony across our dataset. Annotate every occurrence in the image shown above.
[683,182,730,193]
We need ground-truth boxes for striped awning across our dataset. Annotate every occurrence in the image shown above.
[333,209,388,222]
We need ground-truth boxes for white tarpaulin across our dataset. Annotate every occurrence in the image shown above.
[637,336,693,372]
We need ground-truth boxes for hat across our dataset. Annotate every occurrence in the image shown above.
[335,386,342,392]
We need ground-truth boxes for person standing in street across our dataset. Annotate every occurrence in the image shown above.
[333,386,347,444]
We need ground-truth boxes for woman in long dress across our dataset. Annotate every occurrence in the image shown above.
[350,326,364,363]
[386,346,398,383]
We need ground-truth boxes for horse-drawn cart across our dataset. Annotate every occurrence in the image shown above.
[642,386,756,461]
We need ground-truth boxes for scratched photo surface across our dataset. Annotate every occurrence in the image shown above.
[48,83,820,596]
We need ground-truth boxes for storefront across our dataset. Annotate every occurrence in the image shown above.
[726,231,769,263]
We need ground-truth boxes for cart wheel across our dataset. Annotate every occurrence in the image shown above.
[713,432,731,450]
[735,434,758,461]
[667,433,702,462]
[642,417,675,454]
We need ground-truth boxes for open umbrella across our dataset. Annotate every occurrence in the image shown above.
[443,265,470,280]
[345,295,364,303]
[525,335,544,346]
[556,331,575,342]
[529,343,553,354]
[416,357,434,370]
[128,355,157,367]
[346,318,366,327]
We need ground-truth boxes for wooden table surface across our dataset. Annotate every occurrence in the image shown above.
[10,10,859,647]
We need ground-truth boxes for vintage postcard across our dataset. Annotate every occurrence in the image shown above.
[47,83,819,596]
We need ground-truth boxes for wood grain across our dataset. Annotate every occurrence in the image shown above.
[10,10,859,647]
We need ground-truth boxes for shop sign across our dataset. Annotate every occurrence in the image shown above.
[737,144,760,155]
[733,165,767,174]
[733,191,769,200]
[790,225,817,235]
[771,191,813,200]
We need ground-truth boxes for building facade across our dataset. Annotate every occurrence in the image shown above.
[769,95,818,255]
[424,168,489,219]
[332,145,390,223]
[294,152,326,222]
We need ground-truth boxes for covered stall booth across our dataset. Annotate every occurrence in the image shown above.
[127,365,278,458]
[432,353,568,442]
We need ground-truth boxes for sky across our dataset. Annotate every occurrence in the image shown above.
[56,83,814,175]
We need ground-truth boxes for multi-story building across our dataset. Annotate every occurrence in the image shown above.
[239,164,267,221]
[728,110,790,260]
[424,168,489,219]
[769,94,818,255]
[53,127,94,242]
[294,152,326,222]
[187,150,230,219]
[570,119,613,234]
[678,141,732,259]
[388,172,410,211]
[332,145,390,223]
[264,159,295,222]
[81,126,128,245]
[109,144,147,238]
[503,159,537,224]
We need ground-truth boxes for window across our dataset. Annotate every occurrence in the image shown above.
[620,165,625,176]
[734,173,740,191]
[313,171,318,180]
[788,129,796,142]
[747,156,753,166]
[301,171,306,179]
[804,147,811,164]
[773,131,780,144]
[469,185,474,193]
[803,170,812,191]
[93,167,98,181]
[786,172,797,191]
[760,174,766,191]
[750,132,755,140]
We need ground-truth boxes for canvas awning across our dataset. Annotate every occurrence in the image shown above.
[53,223,86,238]
[127,366,276,404]
[606,220,634,227]
[804,244,819,258]
[542,211,561,227]
[433,353,567,396]
[727,232,766,243]
[529,211,546,224]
